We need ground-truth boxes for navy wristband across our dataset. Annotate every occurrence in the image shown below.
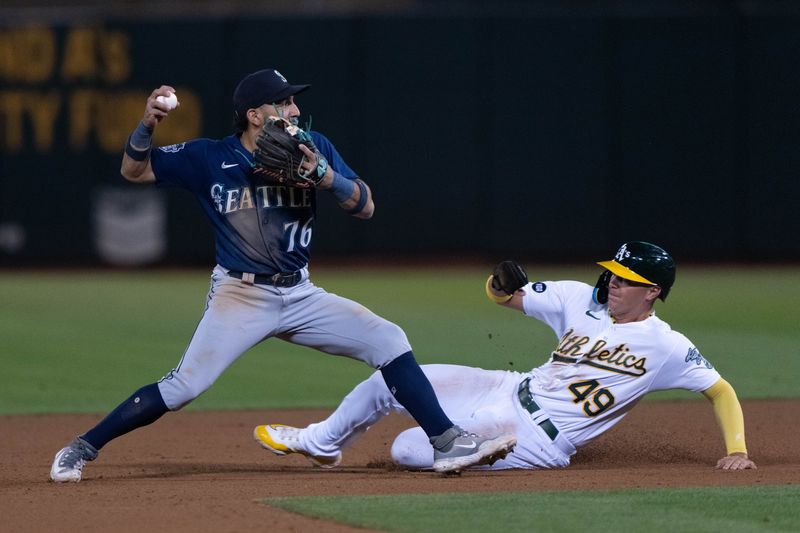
[130,121,153,148]
[125,135,151,161]
[346,179,369,215]
[126,121,153,161]
[329,171,355,203]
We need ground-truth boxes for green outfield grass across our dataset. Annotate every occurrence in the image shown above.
[3,266,797,530]
[0,266,798,414]
[265,485,800,533]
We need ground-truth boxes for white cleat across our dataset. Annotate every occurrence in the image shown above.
[254,424,342,469]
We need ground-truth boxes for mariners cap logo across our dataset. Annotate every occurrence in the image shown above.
[274,70,288,83]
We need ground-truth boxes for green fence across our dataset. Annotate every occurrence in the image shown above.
[1,6,798,265]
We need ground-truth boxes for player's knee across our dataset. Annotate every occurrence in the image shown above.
[381,322,409,345]
[351,318,411,368]
[372,322,410,358]
[390,427,433,469]
[158,374,213,411]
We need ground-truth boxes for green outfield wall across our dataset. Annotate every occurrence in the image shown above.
[1,3,797,265]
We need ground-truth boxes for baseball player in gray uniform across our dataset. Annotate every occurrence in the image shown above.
[49,68,514,482]
[255,242,756,471]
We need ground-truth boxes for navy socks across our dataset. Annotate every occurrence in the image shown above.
[380,351,453,438]
[81,383,169,450]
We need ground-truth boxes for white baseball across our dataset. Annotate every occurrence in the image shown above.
[156,92,179,110]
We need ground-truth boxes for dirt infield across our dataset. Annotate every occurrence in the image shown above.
[2,400,798,532]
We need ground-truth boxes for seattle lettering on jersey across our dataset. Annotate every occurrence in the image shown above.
[552,328,648,377]
[210,183,312,214]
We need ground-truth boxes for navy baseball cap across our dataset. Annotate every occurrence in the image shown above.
[233,68,310,115]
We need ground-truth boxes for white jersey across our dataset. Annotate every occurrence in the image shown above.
[522,280,720,448]
[299,278,723,470]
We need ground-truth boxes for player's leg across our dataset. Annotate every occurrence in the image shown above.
[391,426,533,470]
[51,268,278,482]
[390,427,434,469]
[391,369,573,471]
[389,365,523,470]
[297,364,500,453]
[256,364,467,465]
[275,284,454,435]
[254,369,395,467]
[155,279,277,412]
[269,285,515,470]
[276,288,516,472]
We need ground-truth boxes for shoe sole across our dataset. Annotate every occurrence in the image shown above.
[253,426,342,469]
[433,435,517,473]
[50,472,81,483]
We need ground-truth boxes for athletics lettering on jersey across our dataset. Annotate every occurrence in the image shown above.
[522,280,722,449]
[210,183,312,214]
[552,328,648,377]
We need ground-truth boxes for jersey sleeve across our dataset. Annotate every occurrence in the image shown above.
[150,140,209,190]
[310,132,358,180]
[521,280,588,335]
[651,333,721,393]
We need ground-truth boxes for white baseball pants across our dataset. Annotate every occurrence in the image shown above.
[298,364,575,470]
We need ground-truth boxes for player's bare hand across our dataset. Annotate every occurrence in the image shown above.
[143,85,177,128]
[716,452,757,470]
[297,144,317,176]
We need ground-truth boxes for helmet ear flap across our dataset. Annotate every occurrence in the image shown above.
[657,285,669,301]
[593,270,612,304]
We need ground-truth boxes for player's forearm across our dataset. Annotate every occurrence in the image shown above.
[702,378,748,455]
[121,121,156,183]
[347,181,374,218]
[321,171,373,219]
[120,154,155,183]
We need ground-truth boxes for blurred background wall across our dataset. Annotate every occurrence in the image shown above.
[1,0,797,267]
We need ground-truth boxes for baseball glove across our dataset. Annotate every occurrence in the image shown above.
[491,260,529,294]
[253,117,326,187]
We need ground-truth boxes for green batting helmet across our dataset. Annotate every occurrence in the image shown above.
[596,241,676,301]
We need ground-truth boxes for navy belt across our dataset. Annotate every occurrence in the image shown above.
[227,270,302,287]
[517,377,559,440]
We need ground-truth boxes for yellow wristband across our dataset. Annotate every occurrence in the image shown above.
[485,276,512,303]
